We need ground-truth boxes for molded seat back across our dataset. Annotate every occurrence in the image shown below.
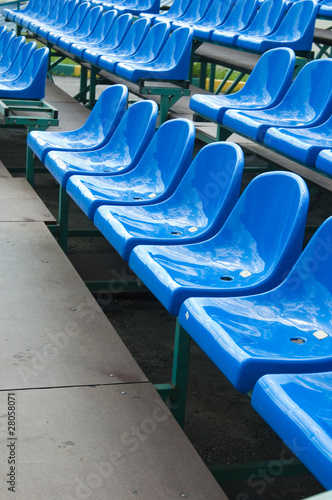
[10,46,50,99]
[47,1,91,43]
[0,31,17,64]
[65,5,104,40]
[1,41,37,82]
[0,36,26,73]
[121,21,171,62]
[155,0,193,21]
[29,0,66,31]
[174,0,213,24]
[69,10,118,57]
[108,17,151,55]
[21,0,53,27]
[239,0,288,37]
[193,0,235,32]
[39,0,80,38]
[84,13,133,59]
[212,0,259,33]
[4,0,40,22]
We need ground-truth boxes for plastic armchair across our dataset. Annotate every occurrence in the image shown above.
[65,118,195,220]
[0,47,49,99]
[28,85,128,163]
[210,0,260,45]
[83,13,133,65]
[315,149,332,176]
[129,171,309,316]
[44,100,159,189]
[47,2,91,45]
[252,371,332,490]
[115,26,193,81]
[0,41,37,83]
[212,0,287,46]
[190,47,295,123]
[94,142,244,261]
[222,59,332,142]
[56,5,104,51]
[171,0,214,30]
[236,0,319,52]
[70,10,118,59]
[95,17,151,71]
[191,0,235,40]
[99,21,170,72]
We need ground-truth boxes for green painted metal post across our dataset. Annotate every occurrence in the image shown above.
[217,125,232,141]
[170,319,191,428]
[89,66,98,109]
[159,95,170,124]
[26,144,35,186]
[80,66,88,104]
[58,186,69,253]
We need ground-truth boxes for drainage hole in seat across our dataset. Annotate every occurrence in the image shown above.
[133,197,142,200]
[290,337,306,344]
[220,276,234,282]
[171,231,182,236]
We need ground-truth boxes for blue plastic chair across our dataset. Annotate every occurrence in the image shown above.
[0,42,37,83]
[178,214,332,395]
[70,10,118,59]
[20,0,54,29]
[28,85,128,163]
[212,0,287,46]
[171,0,213,29]
[94,142,244,261]
[0,36,26,74]
[47,2,91,45]
[190,48,295,123]
[115,0,160,15]
[37,0,80,40]
[83,13,133,65]
[44,100,159,188]
[210,0,260,45]
[65,118,195,220]
[57,5,104,52]
[28,0,66,34]
[94,17,151,71]
[0,47,49,99]
[252,372,332,490]
[129,171,309,316]
[264,115,332,167]
[315,149,332,176]
[222,59,332,142]
[99,21,170,72]
[115,26,193,81]
[191,0,235,40]
[236,0,318,52]
[0,31,17,66]
[319,0,332,17]
[141,0,192,23]
[4,0,41,23]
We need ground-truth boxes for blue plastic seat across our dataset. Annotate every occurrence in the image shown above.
[223,59,332,142]
[115,26,193,81]
[83,13,133,65]
[0,42,37,83]
[252,372,332,490]
[4,0,41,23]
[93,17,151,71]
[0,47,49,99]
[178,214,332,396]
[70,10,118,59]
[28,0,66,34]
[99,21,170,72]
[28,85,128,163]
[315,149,332,176]
[236,0,318,52]
[0,36,26,74]
[210,0,259,45]
[57,5,104,52]
[190,48,295,123]
[191,0,235,40]
[115,0,160,15]
[65,118,195,220]
[212,0,288,46]
[141,0,192,23]
[129,171,309,316]
[37,0,80,40]
[44,100,158,188]
[46,2,91,46]
[0,31,17,66]
[20,0,54,29]
[171,0,213,30]
[263,115,332,167]
[319,0,332,17]
[94,142,244,261]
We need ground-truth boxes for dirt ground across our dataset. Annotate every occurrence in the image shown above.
[1,101,331,499]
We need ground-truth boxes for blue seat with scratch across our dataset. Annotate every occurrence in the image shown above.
[252,371,332,490]
[99,21,170,72]
[315,149,332,176]
[190,0,236,40]
[91,17,151,71]
[115,26,193,81]
[170,0,213,30]
[93,142,244,261]
[70,10,118,59]
[129,171,309,316]
[211,0,288,46]
[37,0,80,40]
[222,59,332,142]
[0,41,37,83]
[44,100,158,189]
[0,47,49,99]
[27,85,128,163]
[236,0,318,52]
[210,0,260,45]
[65,118,195,220]
[190,47,295,124]
[178,214,332,396]
[83,13,133,65]
[46,2,91,46]
[57,5,104,52]
[264,115,332,167]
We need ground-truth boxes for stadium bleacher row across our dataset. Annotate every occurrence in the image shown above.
[0,0,332,497]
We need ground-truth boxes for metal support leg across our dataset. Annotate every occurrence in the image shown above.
[58,186,69,253]
[170,319,191,428]
[26,145,35,186]
[79,66,88,104]
[217,125,232,141]
[88,66,98,109]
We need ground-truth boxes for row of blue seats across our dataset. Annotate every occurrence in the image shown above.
[191,47,332,176]
[0,27,48,98]
[6,1,194,82]
[91,0,160,16]
[26,84,332,491]
[142,0,318,51]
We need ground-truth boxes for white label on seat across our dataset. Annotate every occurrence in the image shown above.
[185,311,189,320]
[188,227,198,233]
[240,270,252,278]
[149,193,157,198]
[313,330,329,340]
